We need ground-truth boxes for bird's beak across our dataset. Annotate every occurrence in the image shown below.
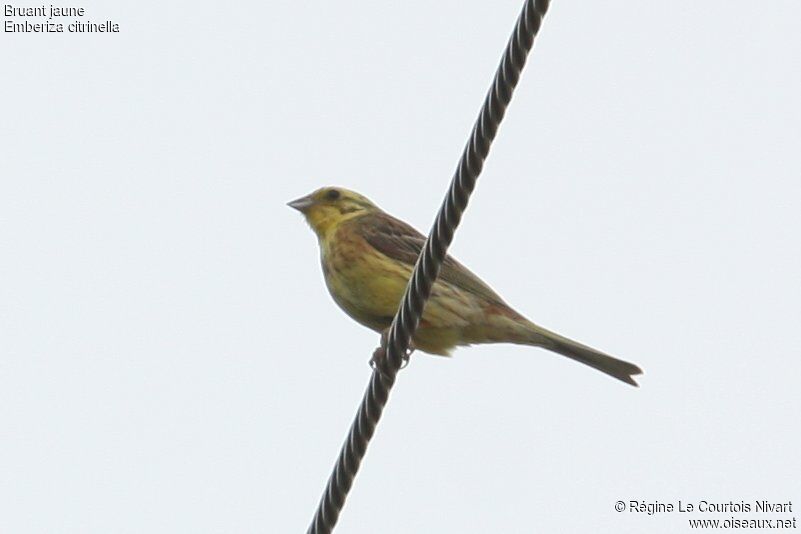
[287,194,314,213]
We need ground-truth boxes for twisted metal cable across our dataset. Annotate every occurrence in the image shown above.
[307,1,550,532]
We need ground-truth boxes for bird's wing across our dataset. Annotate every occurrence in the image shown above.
[354,211,508,308]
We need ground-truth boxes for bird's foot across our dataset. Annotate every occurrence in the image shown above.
[399,342,415,369]
[369,345,387,371]
[369,329,414,372]
[369,329,390,373]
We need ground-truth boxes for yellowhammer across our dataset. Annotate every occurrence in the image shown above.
[289,186,643,386]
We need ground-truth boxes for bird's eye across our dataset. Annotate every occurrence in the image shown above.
[325,189,341,201]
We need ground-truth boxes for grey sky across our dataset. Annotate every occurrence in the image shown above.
[1,1,799,532]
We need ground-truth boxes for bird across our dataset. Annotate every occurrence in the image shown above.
[288,186,643,386]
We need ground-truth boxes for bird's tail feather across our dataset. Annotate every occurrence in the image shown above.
[520,321,643,387]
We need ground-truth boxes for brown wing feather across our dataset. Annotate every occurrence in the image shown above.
[354,211,508,308]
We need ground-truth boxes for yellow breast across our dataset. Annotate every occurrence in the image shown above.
[320,223,411,332]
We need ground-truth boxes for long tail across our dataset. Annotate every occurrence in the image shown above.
[519,321,643,386]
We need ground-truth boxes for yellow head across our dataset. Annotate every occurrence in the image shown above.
[287,186,378,237]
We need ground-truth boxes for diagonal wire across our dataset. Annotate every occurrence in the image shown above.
[306,1,550,532]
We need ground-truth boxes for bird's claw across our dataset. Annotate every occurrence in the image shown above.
[369,329,390,373]
[369,345,387,371]
[399,342,414,369]
[369,330,414,373]
[398,353,410,369]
